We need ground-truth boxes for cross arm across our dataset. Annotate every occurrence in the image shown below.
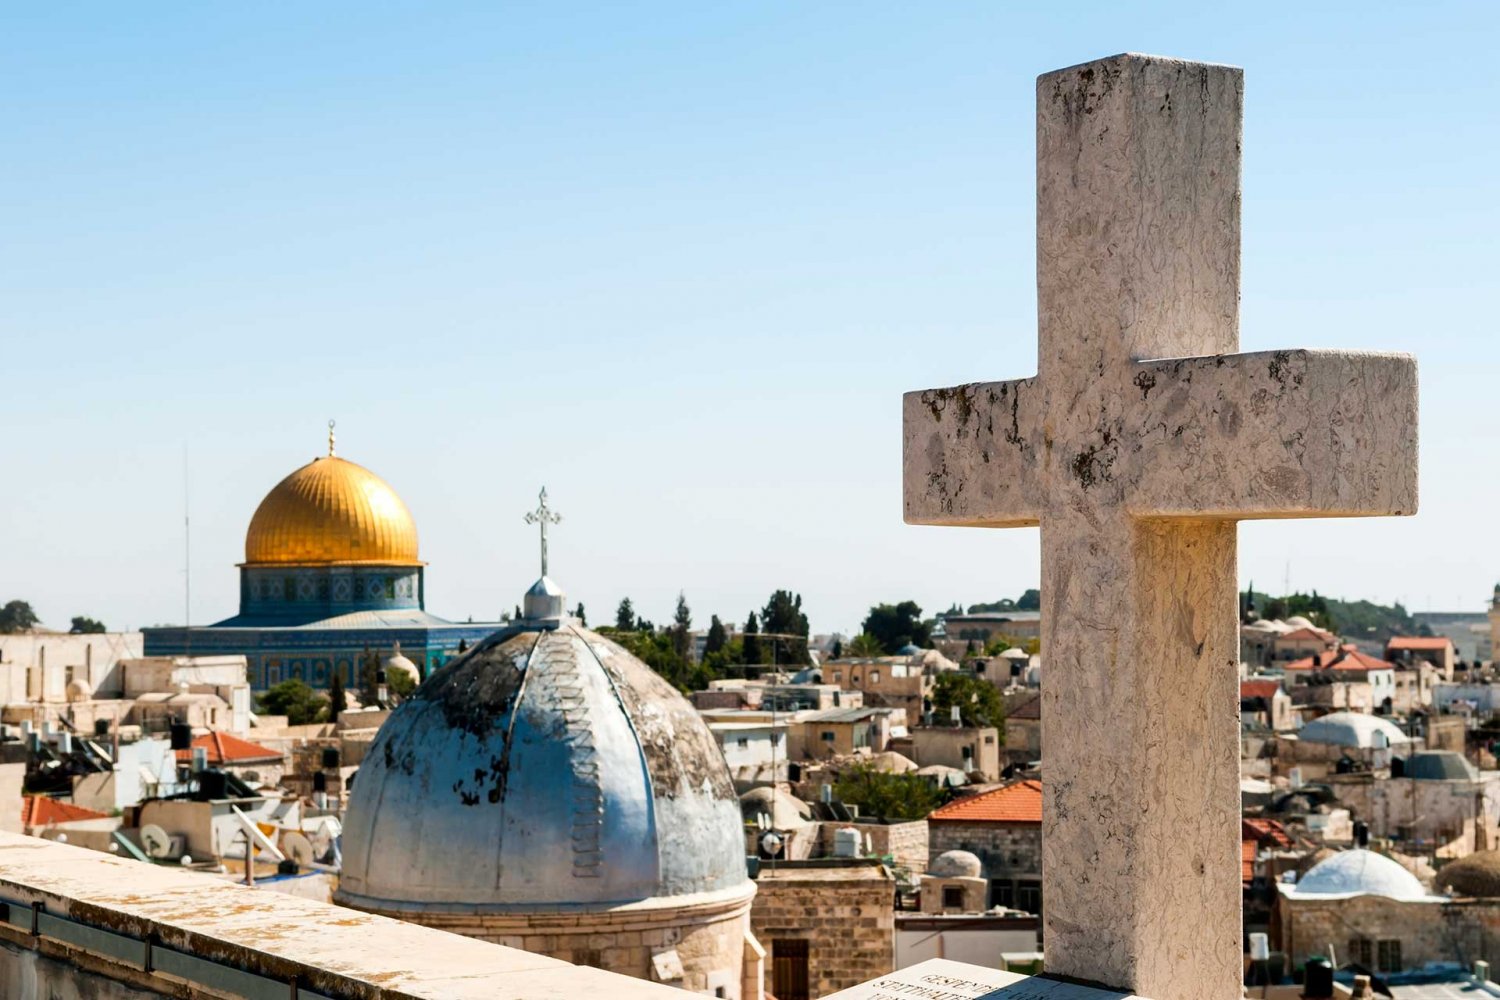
[1126,349,1418,519]
[903,377,1044,527]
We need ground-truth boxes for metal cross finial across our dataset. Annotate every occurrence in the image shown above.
[524,487,562,578]
[327,419,336,458]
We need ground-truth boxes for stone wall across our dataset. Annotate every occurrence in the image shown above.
[1278,894,1500,971]
[929,821,1042,882]
[749,864,894,997]
[386,884,757,999]
[815,820,929,873]
[0,831,686,999]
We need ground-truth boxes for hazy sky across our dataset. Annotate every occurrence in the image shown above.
[4,3,1496,637]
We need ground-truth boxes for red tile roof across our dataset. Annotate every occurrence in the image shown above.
[1386,636,1454,652]
[929,779,1042,824]
[174,731,282,765]
[1241,680,1282,700]
[1242,840,1258,884]
[22,796,108,828]
[1279,627,1334,642]
[1286,645,1394,673]
[1242,817,1294,848]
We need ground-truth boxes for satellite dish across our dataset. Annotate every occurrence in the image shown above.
[140,824,173,859]
[282,832,315,868]
[760,831,784,857]
[229,806,286,862]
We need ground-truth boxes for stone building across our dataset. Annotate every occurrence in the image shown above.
[1276,848,1448,972]
[824,654,935,724]
[0,630,143,705]
[788,706,899,760]
[1274,711,1412,782]
[927,780,1042,913]
[1241,678,1295,731]
[748,861,894,1000]
[904,724,1000,781]
[1325,751,1498,856]
[337,572,761,999]
[1386,635,1456,679]
[919,850,988,914]
[1001,695,1040,767]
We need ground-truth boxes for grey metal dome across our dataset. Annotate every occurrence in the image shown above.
[1403,751,1479,781]
[337,617,748,912]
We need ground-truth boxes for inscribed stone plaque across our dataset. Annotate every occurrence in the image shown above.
[822,958,1141,1000]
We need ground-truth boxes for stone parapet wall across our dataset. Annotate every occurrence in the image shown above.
[815,820,928,873]
[0,832,684,999]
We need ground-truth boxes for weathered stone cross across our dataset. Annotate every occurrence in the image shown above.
[904,54,1417,999]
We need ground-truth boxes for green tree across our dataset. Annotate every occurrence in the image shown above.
[1015,589,1041,611]
[671,593,692,661]
[761,589,811,665]
[0,600,39,634]
[847,633,885,657]
[981,633,1041,657]
[257,680,328,726]
[834,763,946,821]
[830,638,843,660]
[743,612,762,664]
[704,615,727,656]
[69,616,106,634]
[387,668,417,701]
[327,665,345,724]
[931,672,1005,731]
[615,598,635,631]
[861,601,931,654]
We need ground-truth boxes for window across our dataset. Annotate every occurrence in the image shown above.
[737,738,749,749]
[942,886,965,910]
[833,672,842,683]
[985,734,996,744]
[1377,940,1402,972]
[871,670,881,684]
[1348,939,1372,968]
[991,881,1014,908]
[821,731,836,742]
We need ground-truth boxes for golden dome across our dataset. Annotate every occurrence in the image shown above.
[244,454,421,566]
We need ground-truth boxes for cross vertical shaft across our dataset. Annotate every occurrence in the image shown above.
[1036,56,1243,996]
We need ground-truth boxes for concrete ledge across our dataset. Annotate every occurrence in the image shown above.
[0,832,683,999]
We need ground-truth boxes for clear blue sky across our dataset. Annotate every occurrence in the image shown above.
[3,2,1495,636]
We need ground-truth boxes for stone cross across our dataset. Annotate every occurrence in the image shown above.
[524,487,562,578]
[903,54,1417,1000]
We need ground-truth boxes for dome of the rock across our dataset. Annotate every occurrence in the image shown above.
[244,455,419,566]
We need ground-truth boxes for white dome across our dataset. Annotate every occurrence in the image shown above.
[1298,712,1410,748]
[929,850,983,878]
[338,619,748,913]
[1284,849,1433,901]
[1285,615,1317,630]
[382,642,420,682]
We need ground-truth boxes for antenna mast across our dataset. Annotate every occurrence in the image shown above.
[183,442,192,653]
